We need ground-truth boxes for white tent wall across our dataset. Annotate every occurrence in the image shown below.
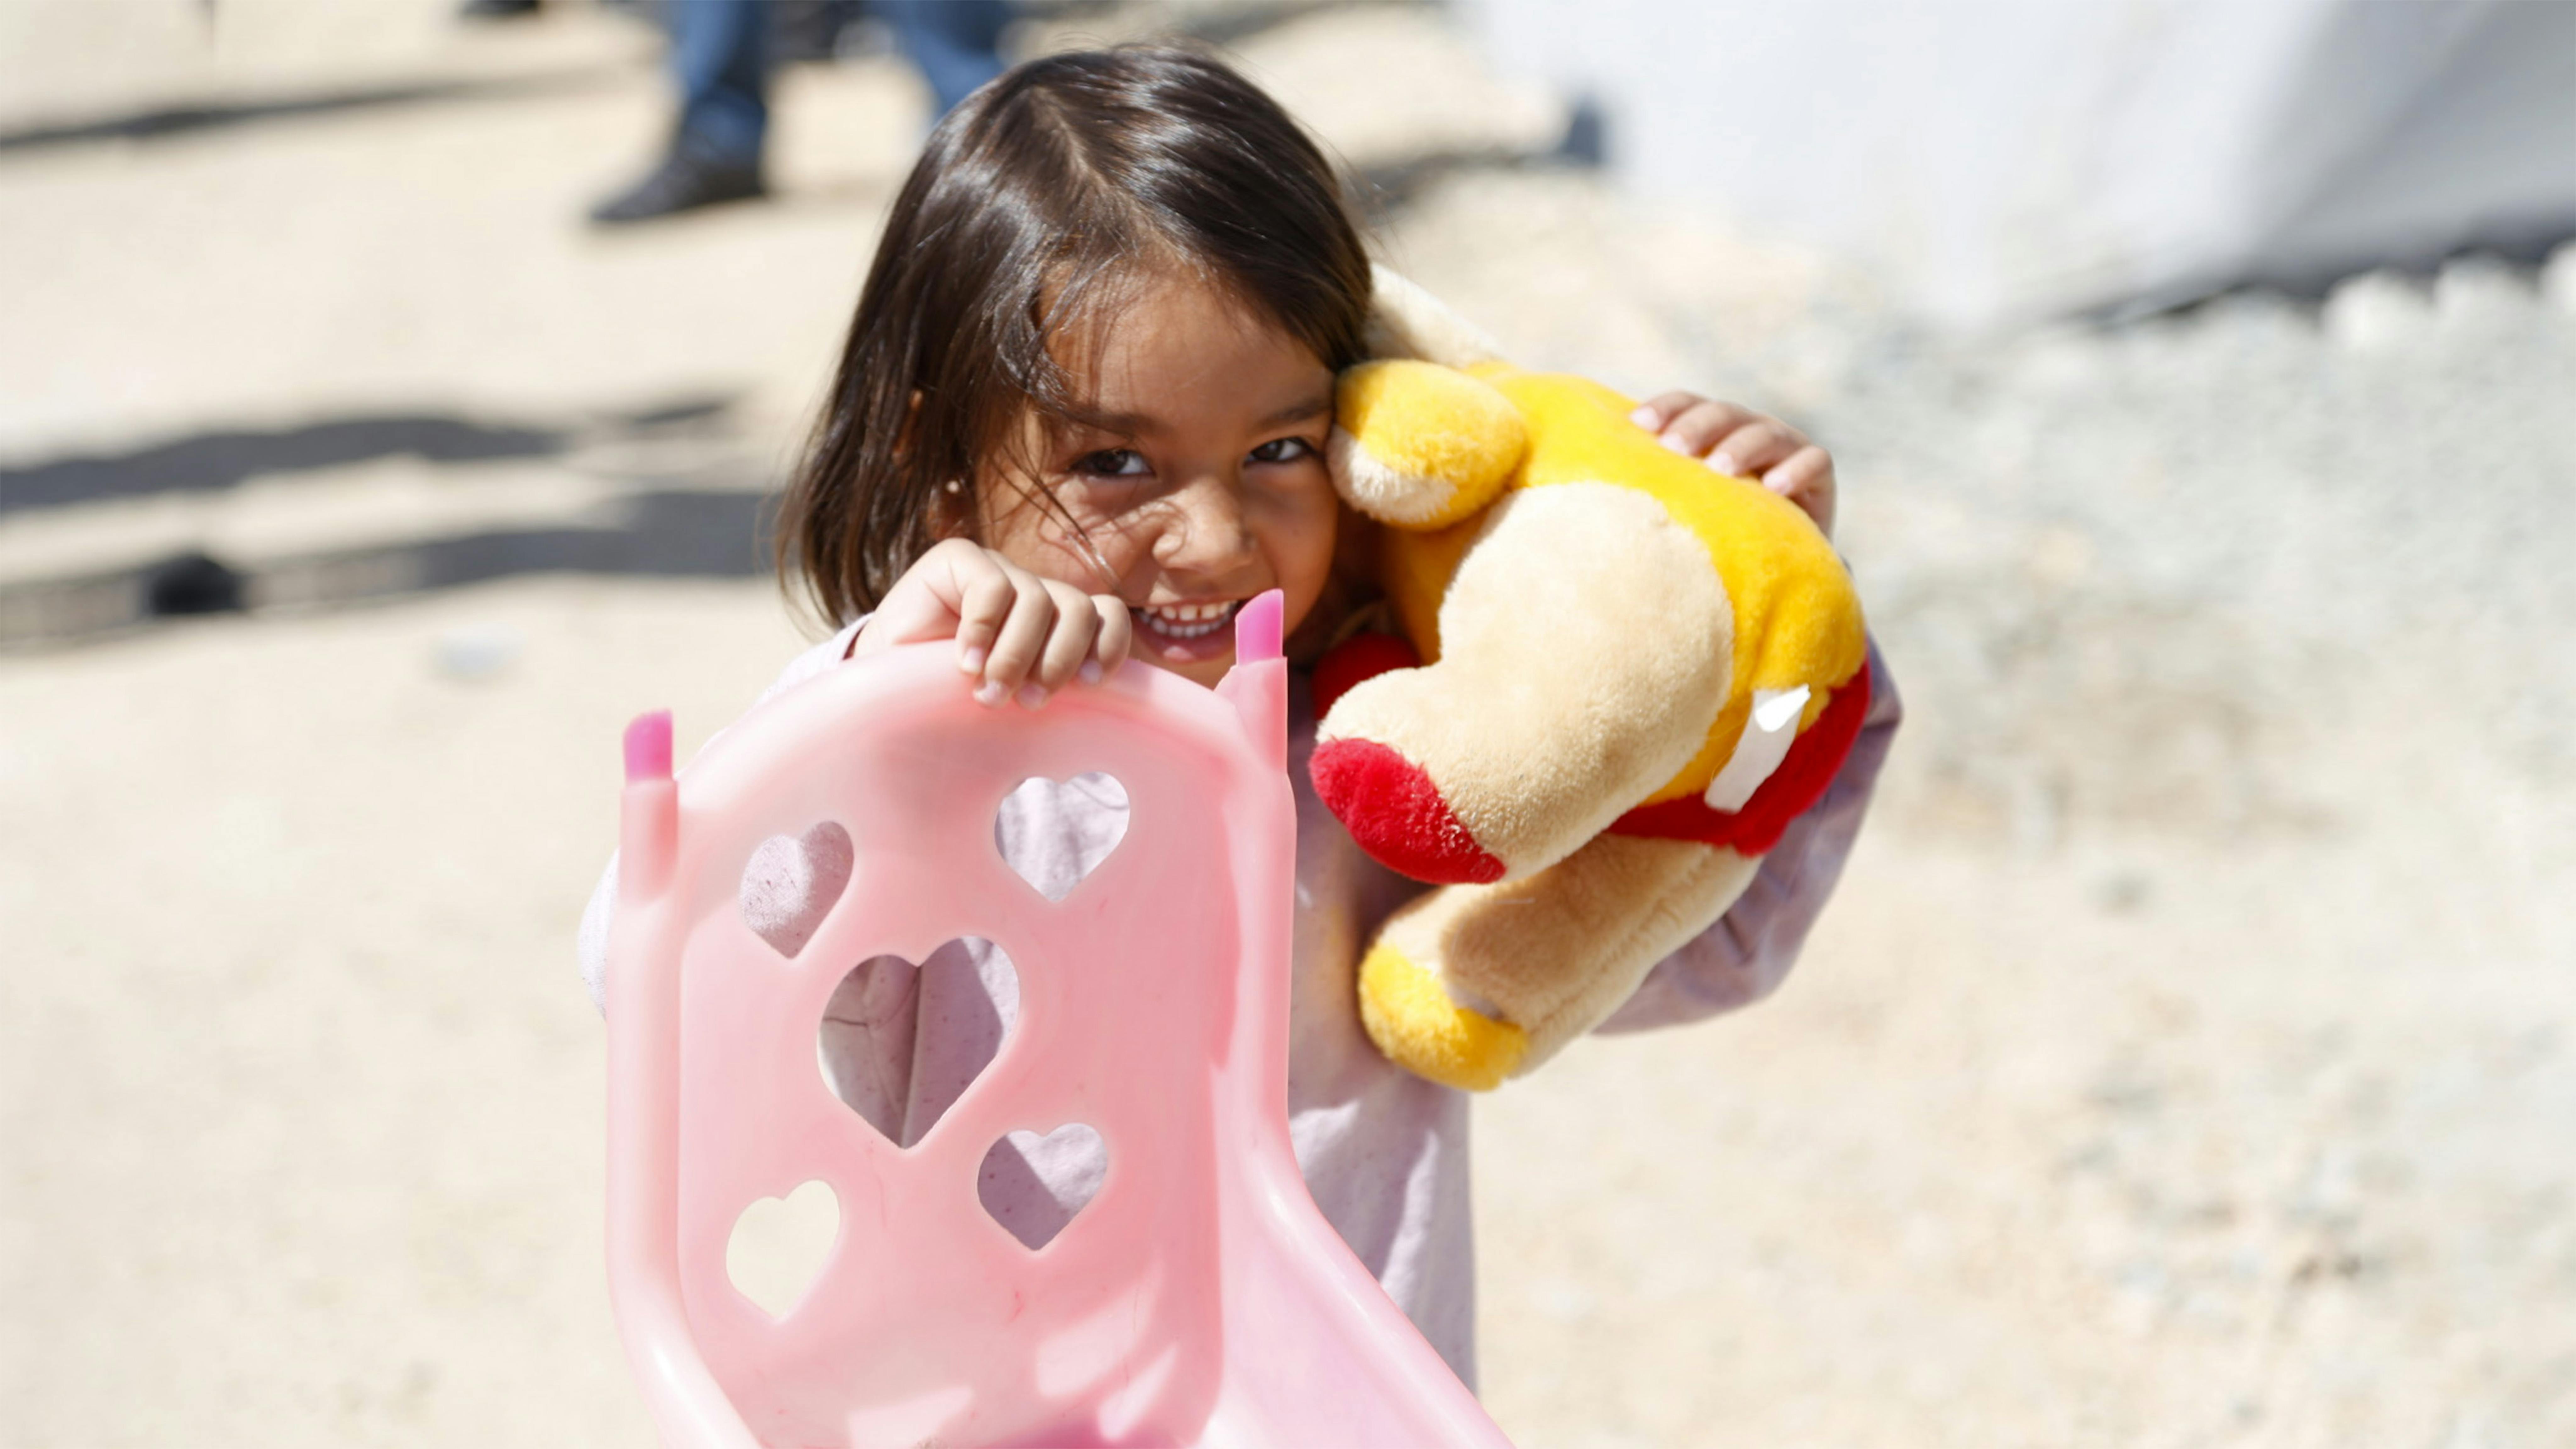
[1461,0,2576,327]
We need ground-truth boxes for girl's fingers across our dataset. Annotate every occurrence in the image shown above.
[941,544,1017,673]
[1658,399,1762,461]
[976,563,1058,705]
[1087,595,1134,681]
[850,539,1167,706]
[854,541,1149,693]
[1763,445,1838,536]
[1707,419,1807,479]
[1024,578,1102,702]
[853,538,980,655]
[1628,390,1706,435]
[1626,391,1838,538]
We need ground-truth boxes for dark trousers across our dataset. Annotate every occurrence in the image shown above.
[675,0,1011,165]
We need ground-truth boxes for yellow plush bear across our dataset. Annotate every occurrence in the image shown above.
[1310,270,1872,1091]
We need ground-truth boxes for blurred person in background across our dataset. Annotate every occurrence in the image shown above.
[475,0,1012,224]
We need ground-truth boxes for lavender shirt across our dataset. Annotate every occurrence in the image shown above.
[580,623,1901,1386]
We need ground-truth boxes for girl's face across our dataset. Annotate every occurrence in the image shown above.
[979,276,1340,691]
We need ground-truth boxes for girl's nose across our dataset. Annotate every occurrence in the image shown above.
[1150,471,1256,575]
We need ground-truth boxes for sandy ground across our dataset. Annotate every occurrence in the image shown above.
[4,3,2573,1446]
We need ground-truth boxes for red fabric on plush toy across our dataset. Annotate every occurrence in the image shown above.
[1607,660,1872,856]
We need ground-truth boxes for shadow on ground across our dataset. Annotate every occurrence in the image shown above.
[0,67,632,157]
[3,414,565,514]
[0,398,729,515]
[0,395,764,649]
[0,487,777,650]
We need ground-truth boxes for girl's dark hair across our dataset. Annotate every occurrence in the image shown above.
[777,44,1374,623]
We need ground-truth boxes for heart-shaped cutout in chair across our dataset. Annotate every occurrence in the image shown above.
[815,938,1019,1148]
[724,1179,840,1320]
[994,773,1128,902]
[977,1123,1107,1251]
[738,821,853,958]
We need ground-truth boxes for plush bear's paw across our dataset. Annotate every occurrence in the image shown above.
[1357,940,1527,1092]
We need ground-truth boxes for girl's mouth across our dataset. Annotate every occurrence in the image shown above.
[1135,598,1242,640]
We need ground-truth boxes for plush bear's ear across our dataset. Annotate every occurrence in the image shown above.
[1364,264,1503,368]
[1330,360,1527,530]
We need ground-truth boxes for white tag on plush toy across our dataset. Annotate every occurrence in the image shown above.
[1702,686,1810,813]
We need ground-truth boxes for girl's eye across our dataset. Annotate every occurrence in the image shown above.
[1248,436,1318,465]
[1074,448,1151,479]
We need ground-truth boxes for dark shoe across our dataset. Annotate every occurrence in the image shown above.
[458,0,541,19]
[589,141,765,226]
[142,551,245,617]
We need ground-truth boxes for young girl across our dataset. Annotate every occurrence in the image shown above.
[579,44,1898,1388]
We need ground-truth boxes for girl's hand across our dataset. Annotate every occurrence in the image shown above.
[848,538,1133,708]
[1630,392,1837,540]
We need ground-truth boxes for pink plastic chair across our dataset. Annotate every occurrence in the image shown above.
[606,593,1516,1448]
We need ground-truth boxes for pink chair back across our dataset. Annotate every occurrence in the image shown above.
[606,595,1515,1448]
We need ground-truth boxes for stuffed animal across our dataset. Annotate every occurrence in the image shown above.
[1310,269,1872,1091]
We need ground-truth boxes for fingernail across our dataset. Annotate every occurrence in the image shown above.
[1659,432,1691,454]
[1708,451,1740,477]
[958,645,986,673]
[974,680,1007,707]
[1628,405,1657,428]
[1079,659,1103,686]
[1016,684,1048,709]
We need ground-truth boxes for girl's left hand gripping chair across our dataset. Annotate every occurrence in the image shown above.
[605,594,1517,1448]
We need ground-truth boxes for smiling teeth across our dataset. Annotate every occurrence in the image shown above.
[1139,600,1241,639]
